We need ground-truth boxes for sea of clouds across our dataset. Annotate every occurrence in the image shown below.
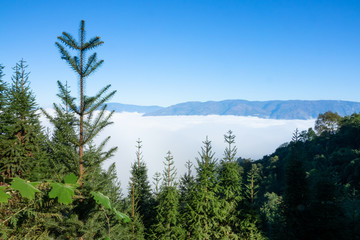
[41,111,315,194]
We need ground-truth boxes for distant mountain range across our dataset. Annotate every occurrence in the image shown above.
[105,103,163,114]
[106,100,360,120]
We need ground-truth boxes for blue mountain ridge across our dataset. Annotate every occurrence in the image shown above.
[105,103,164,114]
[106,100,360,120]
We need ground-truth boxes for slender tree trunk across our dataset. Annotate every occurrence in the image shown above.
[79,21,84,181]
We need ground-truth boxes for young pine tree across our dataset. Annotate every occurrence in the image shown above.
[179,160,195,239]
[42,20,122,239]
[54,20,116,182]
[188,137,223,240]
[0,60,47,180]
[152,151,184,239]
[42,81,78,178]
[218,130,242,239]
[127,139,154,237]
[239,163,266,240]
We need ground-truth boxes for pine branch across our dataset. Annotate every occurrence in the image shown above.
[83,53,97,76]
[57,81,79,114]
[55,43,81,74]
[84,85,116,114]
[83,36,104,50]
[83,59,104,77]
[57,32,80,50]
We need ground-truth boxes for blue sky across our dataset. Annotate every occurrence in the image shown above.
[1,0,360,107]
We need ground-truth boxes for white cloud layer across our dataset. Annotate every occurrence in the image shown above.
[41,111,315,194]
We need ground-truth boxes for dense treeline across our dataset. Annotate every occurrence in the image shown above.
[1,21,360,239]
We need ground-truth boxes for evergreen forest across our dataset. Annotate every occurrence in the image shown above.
[0,21,359,240]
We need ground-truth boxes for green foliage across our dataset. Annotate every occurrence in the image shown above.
[0,59,46,180]
[187,137,225,239]
[128,139,154,236]
[151,151,184,239]
[10,177,41,200]
[315,111,342,135]
[48,182,78,205]
[0,186,11,203]
[218,130,242,238]
[92,191,112,209]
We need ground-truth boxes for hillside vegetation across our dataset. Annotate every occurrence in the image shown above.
[0,21,359,240]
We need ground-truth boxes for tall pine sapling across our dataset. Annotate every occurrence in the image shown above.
[188,137,223,240]
[152,151,184,240]
[54,20,116,182]
[218,130,242,238]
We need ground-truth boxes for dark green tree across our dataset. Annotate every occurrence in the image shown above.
[218,130,242,239]
[282,132,310,240]
[179,160,195,239]
[127,139,154,237]
[42,81,78,178]
[152,151,184,239]
[0,60,46,179]
[308,174,347,240]
[188,137,223,240]
[239,163,266,240]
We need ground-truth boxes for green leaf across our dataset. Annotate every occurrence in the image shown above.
[64,173,77,184]
[49,182,78,204]
[113,208,130,223]
[0,186,11,203]
[10,178,41,200]
[91,191,111,209]
[104,237,110,240]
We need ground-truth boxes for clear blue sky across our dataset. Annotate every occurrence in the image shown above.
[1,0,360,107]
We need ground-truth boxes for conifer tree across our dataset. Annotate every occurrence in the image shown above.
[54,20,116,182]
[179,160,195,238]
[127,139,154,236]
[188,137,223,239]
[42,81,78,178]
[152,151,184,239]
[238,163,266,239]
[41,21,123,239]
[0,60,46,179]
[124,140,146,240]
[218,130,242,238]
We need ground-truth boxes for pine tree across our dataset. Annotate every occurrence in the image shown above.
[0,60,46,179]
[42,81,78,178]
[238,163,266,240]
[127,139,154,237]
[179,160,195,239]
[152,151,184,239]
[41,20,121,239]
[218,130,242,239]
[54,20,116,182]
[188,137,223,240]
